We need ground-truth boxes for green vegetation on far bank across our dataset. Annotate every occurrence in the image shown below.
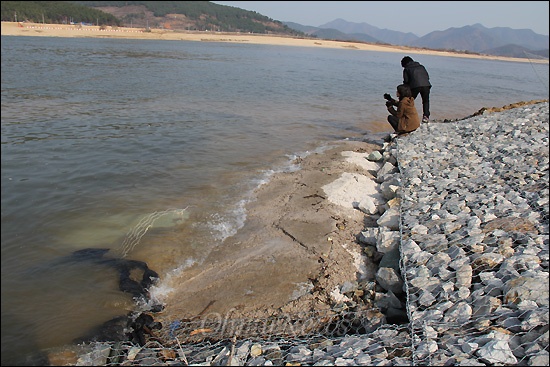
[1,1,306,35]
[1,1,121,26]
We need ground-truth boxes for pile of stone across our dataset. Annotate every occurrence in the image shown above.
[394,101,549,366]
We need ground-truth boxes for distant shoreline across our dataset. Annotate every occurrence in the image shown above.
[2,21,547,64]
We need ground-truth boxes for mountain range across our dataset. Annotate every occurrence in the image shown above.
[285,19,549,60]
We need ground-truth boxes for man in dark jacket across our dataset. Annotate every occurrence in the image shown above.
[401,56,431,123]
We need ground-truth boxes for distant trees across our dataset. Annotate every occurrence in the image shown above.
[1,1,121,26]
[72,1,302,34]
[1,1,305,36]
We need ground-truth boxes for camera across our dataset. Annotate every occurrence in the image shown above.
[384,93,394,108]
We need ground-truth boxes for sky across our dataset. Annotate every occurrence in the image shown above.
[211,1,549,37]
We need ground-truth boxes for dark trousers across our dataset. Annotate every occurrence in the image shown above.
[387,115,399,132]
[411,86,431,118]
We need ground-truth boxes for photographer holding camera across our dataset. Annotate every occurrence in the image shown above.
[384,93,396,107]
[384,84,420,135]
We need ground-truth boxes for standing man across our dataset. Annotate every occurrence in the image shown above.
[401,56,431,123]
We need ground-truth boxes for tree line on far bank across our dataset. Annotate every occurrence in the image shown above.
[1,1,121,26]
[1,1,306,36]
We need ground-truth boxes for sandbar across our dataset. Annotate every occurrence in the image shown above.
[2,21,547,64]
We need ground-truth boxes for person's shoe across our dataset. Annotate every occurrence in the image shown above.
[422,115,429,123]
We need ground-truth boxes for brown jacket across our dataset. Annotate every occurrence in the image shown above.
[388,96,420,133]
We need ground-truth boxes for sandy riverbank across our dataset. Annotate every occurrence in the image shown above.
[2,21,547,64]
[150,138,385,324]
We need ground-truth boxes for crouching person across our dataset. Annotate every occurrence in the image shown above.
[385,84,420,135]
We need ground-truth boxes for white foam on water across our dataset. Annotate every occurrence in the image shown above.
[148,258,198,302]
[204,144,335,244]
[207,198,249,242]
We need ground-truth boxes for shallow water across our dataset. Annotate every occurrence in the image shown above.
[1,35,548,364]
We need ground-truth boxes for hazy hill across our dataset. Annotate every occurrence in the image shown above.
[287,19,549,59]
[413,25,499,52]
[320,18,419,46]
[285,21,381,44]
[283,21,319,35]
[483,44,549,59]
[411,23,549,53]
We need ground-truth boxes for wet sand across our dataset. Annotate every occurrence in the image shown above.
[153,139,384,326]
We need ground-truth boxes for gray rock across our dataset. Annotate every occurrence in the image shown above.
[375,267,404,294]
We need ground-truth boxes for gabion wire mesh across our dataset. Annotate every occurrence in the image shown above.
[70,312,413,366]
[396,101,549,366]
